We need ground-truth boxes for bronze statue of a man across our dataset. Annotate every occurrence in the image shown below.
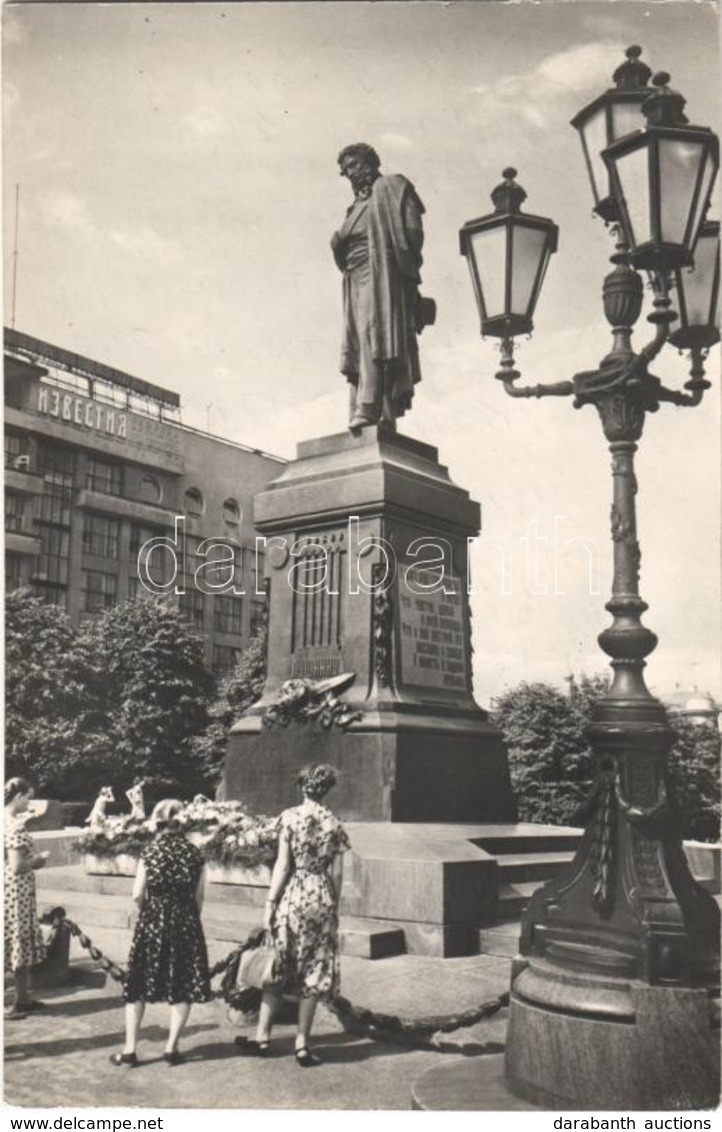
[331,143,435,431]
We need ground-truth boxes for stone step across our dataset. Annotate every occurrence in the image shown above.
[478,922,521,959]
[339,918,405,960]
[38,885,405,961]
[494,851,575,882]
[476,829,582,856]
[497,880,543,917]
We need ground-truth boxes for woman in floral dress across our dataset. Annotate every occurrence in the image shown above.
[238,764,350,1066]
[4,778,48,1018]
[111,799,211,1067]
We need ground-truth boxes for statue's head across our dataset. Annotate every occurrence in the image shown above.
[338,143,381,195]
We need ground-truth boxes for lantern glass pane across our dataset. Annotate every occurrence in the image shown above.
[582,106,608,205]
[688,152,716,252]
[660,136,706,245]
[679,230,720,327]
[614,145,650,248]
[659,137,705,245]
[470,225,507,320]
[610,101,644,143]
[510,225,548,317]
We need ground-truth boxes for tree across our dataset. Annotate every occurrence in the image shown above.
[192,624,268,785]
[78,597,214,794]
[4,589,118,798]
[491,675,609,825]
[493,674,720,839]
[667,716,720,842]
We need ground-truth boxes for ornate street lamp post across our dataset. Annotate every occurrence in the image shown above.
[460,50,720,1110]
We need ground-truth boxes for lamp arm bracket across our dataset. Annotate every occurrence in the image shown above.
[498,374,575,398]
[656,382,706,408]
[495,336,574,399]
[640,269,676,364]
[640,320,670,365]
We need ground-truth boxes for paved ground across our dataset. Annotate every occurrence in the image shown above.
[4,927,512,1111]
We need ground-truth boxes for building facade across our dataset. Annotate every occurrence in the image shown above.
[4,328,285,674]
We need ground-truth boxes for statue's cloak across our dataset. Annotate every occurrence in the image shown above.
[339,174,425,407]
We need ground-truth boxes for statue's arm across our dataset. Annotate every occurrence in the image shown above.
[330,230,345,272]
[403,190,425,259]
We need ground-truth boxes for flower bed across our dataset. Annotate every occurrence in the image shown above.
[73,797,278,876]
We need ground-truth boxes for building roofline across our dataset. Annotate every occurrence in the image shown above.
[170,418,286,464]
[4,327,180,408]
[4,327,287,465]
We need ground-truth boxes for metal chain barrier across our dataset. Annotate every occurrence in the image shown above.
[39,907,508,1051]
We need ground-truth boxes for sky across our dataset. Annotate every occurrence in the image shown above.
[3,0,720,706]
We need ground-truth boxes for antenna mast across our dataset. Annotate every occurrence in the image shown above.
[11,183,20,329]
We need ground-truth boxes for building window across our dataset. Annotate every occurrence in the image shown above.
[82,570,117,613]
[5,492,25,534]
[6,553,23,592]
[83,514,120,559]
[86,458,122,497]
[5,430,30,470]
[36,527,70,586]
[213,594,243,636]
[222,498,241,526]
[37,440,76,483]
[35,583,67,608]
[212,644,240,676]
[183,535,202,589]
[36,441,75,527]
[179,588,205,629]
[199,540,242,591]
[184,487,204,516]
[38,482,72,527]
[139,474,161,504]
[130,524,172,589]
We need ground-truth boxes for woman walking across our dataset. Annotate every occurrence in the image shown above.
[111,799,210,1067]
[238,763,350,1066]
[4,778,48,1019]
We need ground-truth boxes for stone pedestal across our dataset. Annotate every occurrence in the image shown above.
[223,423,515,825]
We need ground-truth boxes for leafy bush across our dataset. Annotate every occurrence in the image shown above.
[667,717,720,842]
[491,675,609,825]
[492,674,721,840]
[4,590,121,798]
[191,624,268,784]
[5,592,214,799]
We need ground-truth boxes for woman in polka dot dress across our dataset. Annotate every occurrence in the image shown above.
[4,778,49,1019]
[111,799,211,1067]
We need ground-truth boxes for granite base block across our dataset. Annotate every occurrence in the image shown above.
[505,981,720,1110]
[222,723,515,823]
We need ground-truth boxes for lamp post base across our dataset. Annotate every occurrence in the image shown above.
[505,961,720,1110]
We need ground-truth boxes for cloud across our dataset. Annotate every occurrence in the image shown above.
[108,225,181,265]
[468,41,623,127]
[536,43,621,92]
[40,191,94,234]
[380,132,415,151]
[38,191,181,265]
[182,106,228,138]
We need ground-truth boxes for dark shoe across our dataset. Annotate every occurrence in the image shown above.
[163,1050,185,1066]
[234,1037,271,1057]
[109,1052,139,1068]
[295,1047,321,1068]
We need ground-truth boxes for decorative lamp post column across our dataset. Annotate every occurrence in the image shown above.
[459,51,720,1111]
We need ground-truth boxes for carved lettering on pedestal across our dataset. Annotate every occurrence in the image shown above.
[398,571,468,691]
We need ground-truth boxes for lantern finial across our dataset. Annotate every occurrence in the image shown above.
[491,168,527,214]
[613,45,652,90]
[642,73,689,127]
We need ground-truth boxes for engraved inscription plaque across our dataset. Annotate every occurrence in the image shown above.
[398,570,468,691]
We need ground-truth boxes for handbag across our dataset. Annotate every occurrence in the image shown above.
[238,932,282,991]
